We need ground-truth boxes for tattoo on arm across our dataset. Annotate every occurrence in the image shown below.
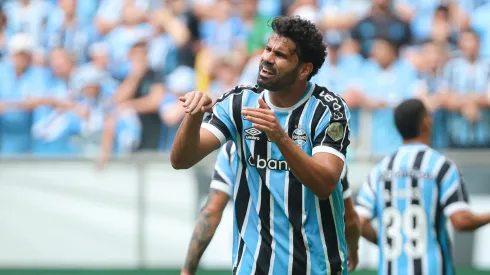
[183,190,227,274]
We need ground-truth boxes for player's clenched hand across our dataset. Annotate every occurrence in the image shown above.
[179,91,213,115]
[242,98,286,143]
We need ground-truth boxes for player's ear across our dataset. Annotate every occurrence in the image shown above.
[299,62,313,81]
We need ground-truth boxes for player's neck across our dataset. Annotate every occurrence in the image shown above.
[403,137,430,147]
[268,81,309,108]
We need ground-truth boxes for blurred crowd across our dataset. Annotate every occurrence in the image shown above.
[0,0,488,164]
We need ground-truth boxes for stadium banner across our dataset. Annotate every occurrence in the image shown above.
[0,151,489,270]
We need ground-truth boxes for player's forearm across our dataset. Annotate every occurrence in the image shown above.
[170,114,205,169]
[453,212,490,231]
[345,212,361,252]
[182,209,222,274]
[275,134,338,199]
[360,219,377,244]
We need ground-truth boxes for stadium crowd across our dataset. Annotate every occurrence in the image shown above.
[0,0,488,163]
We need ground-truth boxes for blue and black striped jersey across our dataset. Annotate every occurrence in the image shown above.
[357,143,470,275]
[202,82,351,275]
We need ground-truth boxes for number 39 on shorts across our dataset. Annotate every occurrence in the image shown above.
[383,205,428,260]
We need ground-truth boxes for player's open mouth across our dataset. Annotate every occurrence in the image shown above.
[260,67,275,78]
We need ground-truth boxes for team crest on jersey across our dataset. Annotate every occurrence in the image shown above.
[292,127,308,146]
[327,122,344,142]
[245,127,262,141]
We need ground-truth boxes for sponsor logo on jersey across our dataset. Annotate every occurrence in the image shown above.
[248,154,289,171]
[245,127,262,141]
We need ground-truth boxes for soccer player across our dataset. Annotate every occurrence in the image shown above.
[356,98,490,275]
[181,141,361,275]
[171,16,352,275]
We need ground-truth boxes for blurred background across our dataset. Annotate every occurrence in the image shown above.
[0,0,489,274]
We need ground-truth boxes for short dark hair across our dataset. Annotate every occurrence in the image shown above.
[394,99,428,140]
[271,16,327,80]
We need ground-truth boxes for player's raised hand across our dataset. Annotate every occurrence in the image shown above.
[179,91,213,115]
[242,98,286,143]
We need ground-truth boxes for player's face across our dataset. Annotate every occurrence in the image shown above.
[257,34,303,91]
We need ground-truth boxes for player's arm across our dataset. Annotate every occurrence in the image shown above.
[171,91,233,169]
[439,162,490,231]
[356,169,379,244]
[359,217,378,244]
[339,166,361,270]
[181,144,235,275]
[181,189,229,275]
[242,97,349,199]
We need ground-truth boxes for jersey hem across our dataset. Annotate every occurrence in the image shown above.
[210,180,233,196]
[343,188,352,200]
[355,205,373,219]
[444,201,470,217]
[202,123,227,145]
[312,146,345,162]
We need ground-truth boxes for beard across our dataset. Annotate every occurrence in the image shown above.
[257,62,301,91]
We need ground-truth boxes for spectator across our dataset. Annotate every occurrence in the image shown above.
[148,6,190,76]
[238,50,261,86]
[0,34,49,155]
[350,39,418,156]
[312,37,364,141]
[113,41,164,151]
[196,0,246,91]
[351,0,412,58]
[413,40,449,149]
[240,0,273,56]
[2,0,52,49]
[394,0,442,42]
[94,0,156,36]
[437,30,490,148]
[45,0,98,64]
[208,55,240,101]
[158,0,200,67]
[158,65,195,152]
[318,0,371,49]
[104,1,153,80]
[31,48,76,155]
[429,5,458,50]
[465,1,490,57]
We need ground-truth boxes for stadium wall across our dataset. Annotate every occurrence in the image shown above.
[0,151,489,271]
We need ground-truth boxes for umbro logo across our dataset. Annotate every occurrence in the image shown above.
[245,127,262,140]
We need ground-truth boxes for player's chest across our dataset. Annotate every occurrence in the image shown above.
[240,115,312,153]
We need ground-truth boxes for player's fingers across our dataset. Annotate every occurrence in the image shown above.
[252,123,270,134]
[202,102,214,113]
[242,109,275,122]
[243,106,274,115]
[258,98,269,109]
[191,96,208,115]
[186,92,202,113]
[183,92,195,108]
[245,116,273,130]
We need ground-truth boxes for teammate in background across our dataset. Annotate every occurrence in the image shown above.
[356,98,490,275]
[172,16,352,274]
[181,141,361,275]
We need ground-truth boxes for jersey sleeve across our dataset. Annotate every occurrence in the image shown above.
[312,91,351,162]
[209,141,235,196]
[356,169,378,220]
[438,161,470,217]
[340,164,352,200]
[201,90,237,146]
